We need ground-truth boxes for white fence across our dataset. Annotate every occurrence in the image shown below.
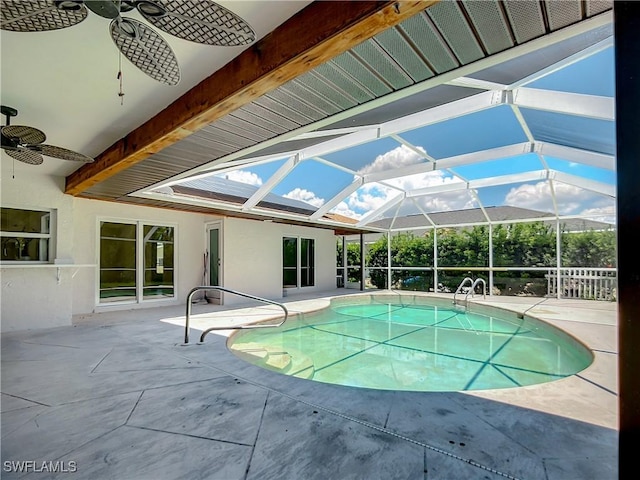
[546,268,617,301]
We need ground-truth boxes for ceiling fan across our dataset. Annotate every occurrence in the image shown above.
[0,0,256,85]
[1,105,94,165]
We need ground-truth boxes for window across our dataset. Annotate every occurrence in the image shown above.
[143,225,175,300]
[1,208,53,262]
[282,237,315,288]
[99,221,175,303]
[301,238,315,287]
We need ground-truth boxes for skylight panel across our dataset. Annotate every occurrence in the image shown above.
[214,158,288,186]
[398,106,528,159]
[526,48,615,96]
[270,159,355,212]
[544,157,616,185]
[521,108,615,155]
[450,153,543,180]
[322,137,413,173]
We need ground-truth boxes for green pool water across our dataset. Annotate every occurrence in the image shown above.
[227,298,593,392]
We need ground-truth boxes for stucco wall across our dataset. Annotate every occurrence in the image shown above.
[1,174,74,331]
[1,172,213,332]
[221,217,337,304]
[70,197,211,316]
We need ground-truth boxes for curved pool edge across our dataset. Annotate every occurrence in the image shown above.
[227,290,597,392]
[209,290,616,430]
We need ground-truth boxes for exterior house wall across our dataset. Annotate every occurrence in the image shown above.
[221,217,337,304]
[1,174,74,331]
[70,197,210,316]
[1,173,339,332]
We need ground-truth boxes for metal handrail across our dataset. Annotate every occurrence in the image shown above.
[184,286,289,344]
[465,278,487,305]
[453,277,474,305]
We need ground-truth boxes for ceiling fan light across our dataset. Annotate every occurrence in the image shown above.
[136,1,166,17]
[54,0,83,12]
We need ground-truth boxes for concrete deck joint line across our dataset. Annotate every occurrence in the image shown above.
[124,391,145,425]
[0,392,50,408]
[575,373,617,396]
[296,395,522,480]
[243,391,270,480]
[90,348,113,374]
[128,424,254,447]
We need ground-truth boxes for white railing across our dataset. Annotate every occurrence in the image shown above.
[546,268,616,301]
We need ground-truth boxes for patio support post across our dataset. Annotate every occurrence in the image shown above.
[387,231,392,290]
[488,224,494,296]
[342,236,347,288]
[556,220,561,300]
[615,0,640,467]
[360,234,365,291]
[433,228,438,293]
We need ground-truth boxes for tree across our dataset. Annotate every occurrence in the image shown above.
[336,241,363,282]
[340,222,617,294]
[562,228,616,267]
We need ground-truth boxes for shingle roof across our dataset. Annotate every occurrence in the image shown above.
[369,206,612,231]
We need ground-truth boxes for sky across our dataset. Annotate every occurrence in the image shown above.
[204,46,616,224]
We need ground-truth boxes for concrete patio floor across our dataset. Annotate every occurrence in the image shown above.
[1,290,618,479]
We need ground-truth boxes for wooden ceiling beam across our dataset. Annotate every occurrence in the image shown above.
[65,0,435,196]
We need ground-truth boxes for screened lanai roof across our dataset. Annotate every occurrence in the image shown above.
[136,1,616,233]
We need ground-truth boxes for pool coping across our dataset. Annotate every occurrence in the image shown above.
[191,289,617,430]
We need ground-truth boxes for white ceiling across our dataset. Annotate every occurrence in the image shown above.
[0,0,311,177]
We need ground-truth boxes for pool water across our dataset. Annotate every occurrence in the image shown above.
[227,297,593,392]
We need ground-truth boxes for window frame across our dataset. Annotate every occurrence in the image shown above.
[0,206,55,264]
[97,218,177,305]
[282,236,316,290]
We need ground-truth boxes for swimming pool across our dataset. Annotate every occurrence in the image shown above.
[227,294,593,392]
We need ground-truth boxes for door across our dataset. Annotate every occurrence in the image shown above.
[206,224,222,304]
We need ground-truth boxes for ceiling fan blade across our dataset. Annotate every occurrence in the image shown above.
[0,0,87,32]
[136,0,255,47]
[110,17,180,85]
[32,143,94,162]
[3,146,44,165]
[1,125,46,145]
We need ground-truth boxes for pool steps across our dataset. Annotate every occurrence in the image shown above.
[229,342,314,379]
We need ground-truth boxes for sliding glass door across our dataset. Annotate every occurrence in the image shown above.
[283,236,315,289]
[99,221,175,304]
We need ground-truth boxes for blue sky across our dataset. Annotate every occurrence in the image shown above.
[210,47,616,223]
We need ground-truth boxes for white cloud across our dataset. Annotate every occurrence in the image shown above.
[346,183,398,213]
[284,188,325,208]
[218,170,263,186]
[578,205,616,224]
[504,181,601,214]
[418,190,476,212]
[327,173,474,223]
[330,201,363,220]
[357,144,426,175]
[350,145,477,215]
[579,206,615,216]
